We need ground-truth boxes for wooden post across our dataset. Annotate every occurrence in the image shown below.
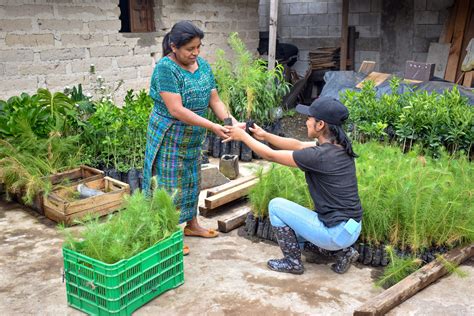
[340,0,349,70]
[354,244,474,316]
[268,0,279,70]
[444,0,470,82]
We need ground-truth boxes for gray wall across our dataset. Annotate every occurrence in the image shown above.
[0,0,260,102]
[259,0,454,75]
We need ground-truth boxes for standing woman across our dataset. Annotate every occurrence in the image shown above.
[142,21,242,255]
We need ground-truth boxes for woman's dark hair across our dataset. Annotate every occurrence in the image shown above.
[162,21,204,57]
[319,120,358,158]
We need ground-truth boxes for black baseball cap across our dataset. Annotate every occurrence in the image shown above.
[295,97,349,125]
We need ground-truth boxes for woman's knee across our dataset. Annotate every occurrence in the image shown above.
[268,197,289,226]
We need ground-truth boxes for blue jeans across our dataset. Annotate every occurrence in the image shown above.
[268,198,361,251]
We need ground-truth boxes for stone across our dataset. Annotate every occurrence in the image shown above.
[200,164,230,190]
[219,154,239,180]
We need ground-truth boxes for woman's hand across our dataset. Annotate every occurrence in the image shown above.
[223,125,247,142]
[211,123,230,139]
[249,123,266,141]
[234,121,247,130]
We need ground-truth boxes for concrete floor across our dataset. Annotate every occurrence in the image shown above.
[1,160,473,315]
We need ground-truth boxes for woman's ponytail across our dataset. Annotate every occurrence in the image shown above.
[162,33,172,57]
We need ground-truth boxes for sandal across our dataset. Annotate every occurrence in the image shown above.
[183,245,190,256]
[184,227,219,238]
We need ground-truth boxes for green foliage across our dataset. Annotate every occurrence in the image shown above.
[61,188,180,264]
[376,246,422,288]
[341,79,473,157]
[356,142,473,251]
[212,33,290,125]
[248,164,313,218]
[435,254,468,278]
[247,142,473,251]
[81,89,152,170]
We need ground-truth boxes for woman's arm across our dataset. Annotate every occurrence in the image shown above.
[249,124,315,151]
[225,126,297,167]
[160,91,229,139]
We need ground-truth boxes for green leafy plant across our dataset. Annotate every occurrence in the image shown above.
[212,33,290,125]
[60,188,180,264]
[341,80,473,157]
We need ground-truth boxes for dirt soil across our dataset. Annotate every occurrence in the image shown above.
[280,112,312,141]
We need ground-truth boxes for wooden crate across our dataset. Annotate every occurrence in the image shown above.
[29,165,105,215]
[43,176,130,225]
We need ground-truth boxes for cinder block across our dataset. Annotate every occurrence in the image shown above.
[414,11,439,25]
[0,49,34,62]
[427,0,453,10]
[349,13,359,25]
[413,52,428,62]
[308,2,327,14]
[57,6,107,19]
[309,26,329,37]
[0,19,32,32]
[415,0,427,10]
[327,13,342,26]
[61,34,105,47]
[413,36,430,52]
[0,78,37,92]
[291,26,308,37]
[0,64,4,76]
[2,5,53,18]
[289,3,308,15]
[45,73,90,88]
[17,62,67,76]
[349,0,371,13]
[38,19,83,32]
[41,48,86,61]
[90,46,130,58]
[371,0,382,12]
[71,58,114,73]
[359,13,379,26]
[312,14,329,25]
[117,55,153,68]
[328,26,342,37]
[5,34,54,47]
[88,20,122,33]
[328,2,342,14]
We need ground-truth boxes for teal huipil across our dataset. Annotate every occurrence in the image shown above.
[142,56,216,223]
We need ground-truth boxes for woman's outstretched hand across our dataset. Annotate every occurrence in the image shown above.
[248,123,266,141]
[222,125,247,143]
[212,123,230,139]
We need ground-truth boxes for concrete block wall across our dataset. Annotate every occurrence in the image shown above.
[259,0,453,75]
[0,0,259,103]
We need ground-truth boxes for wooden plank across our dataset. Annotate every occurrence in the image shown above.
[358,61,376,75]
[463,71,474,87]
[356,72,391,88]
[268,0,279,70]
[439,1,459,44]
[217,207,251,233]
[426,43,450,78]
[340,0,349,70]
[445,0,470,82]
[206,175,258,197]
[353,244,474,316]
[204,179,258,210]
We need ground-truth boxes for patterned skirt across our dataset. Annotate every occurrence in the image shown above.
[142,111,205,223]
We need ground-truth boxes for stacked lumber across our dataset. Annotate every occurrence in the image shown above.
[439,0,474,87]
[199,175,258,217]
[308,47,340,70]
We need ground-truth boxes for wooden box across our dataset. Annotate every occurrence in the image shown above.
[43,176,130,225]
[29,165,105,215]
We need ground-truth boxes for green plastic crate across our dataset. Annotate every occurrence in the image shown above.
[63,229,184,315]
